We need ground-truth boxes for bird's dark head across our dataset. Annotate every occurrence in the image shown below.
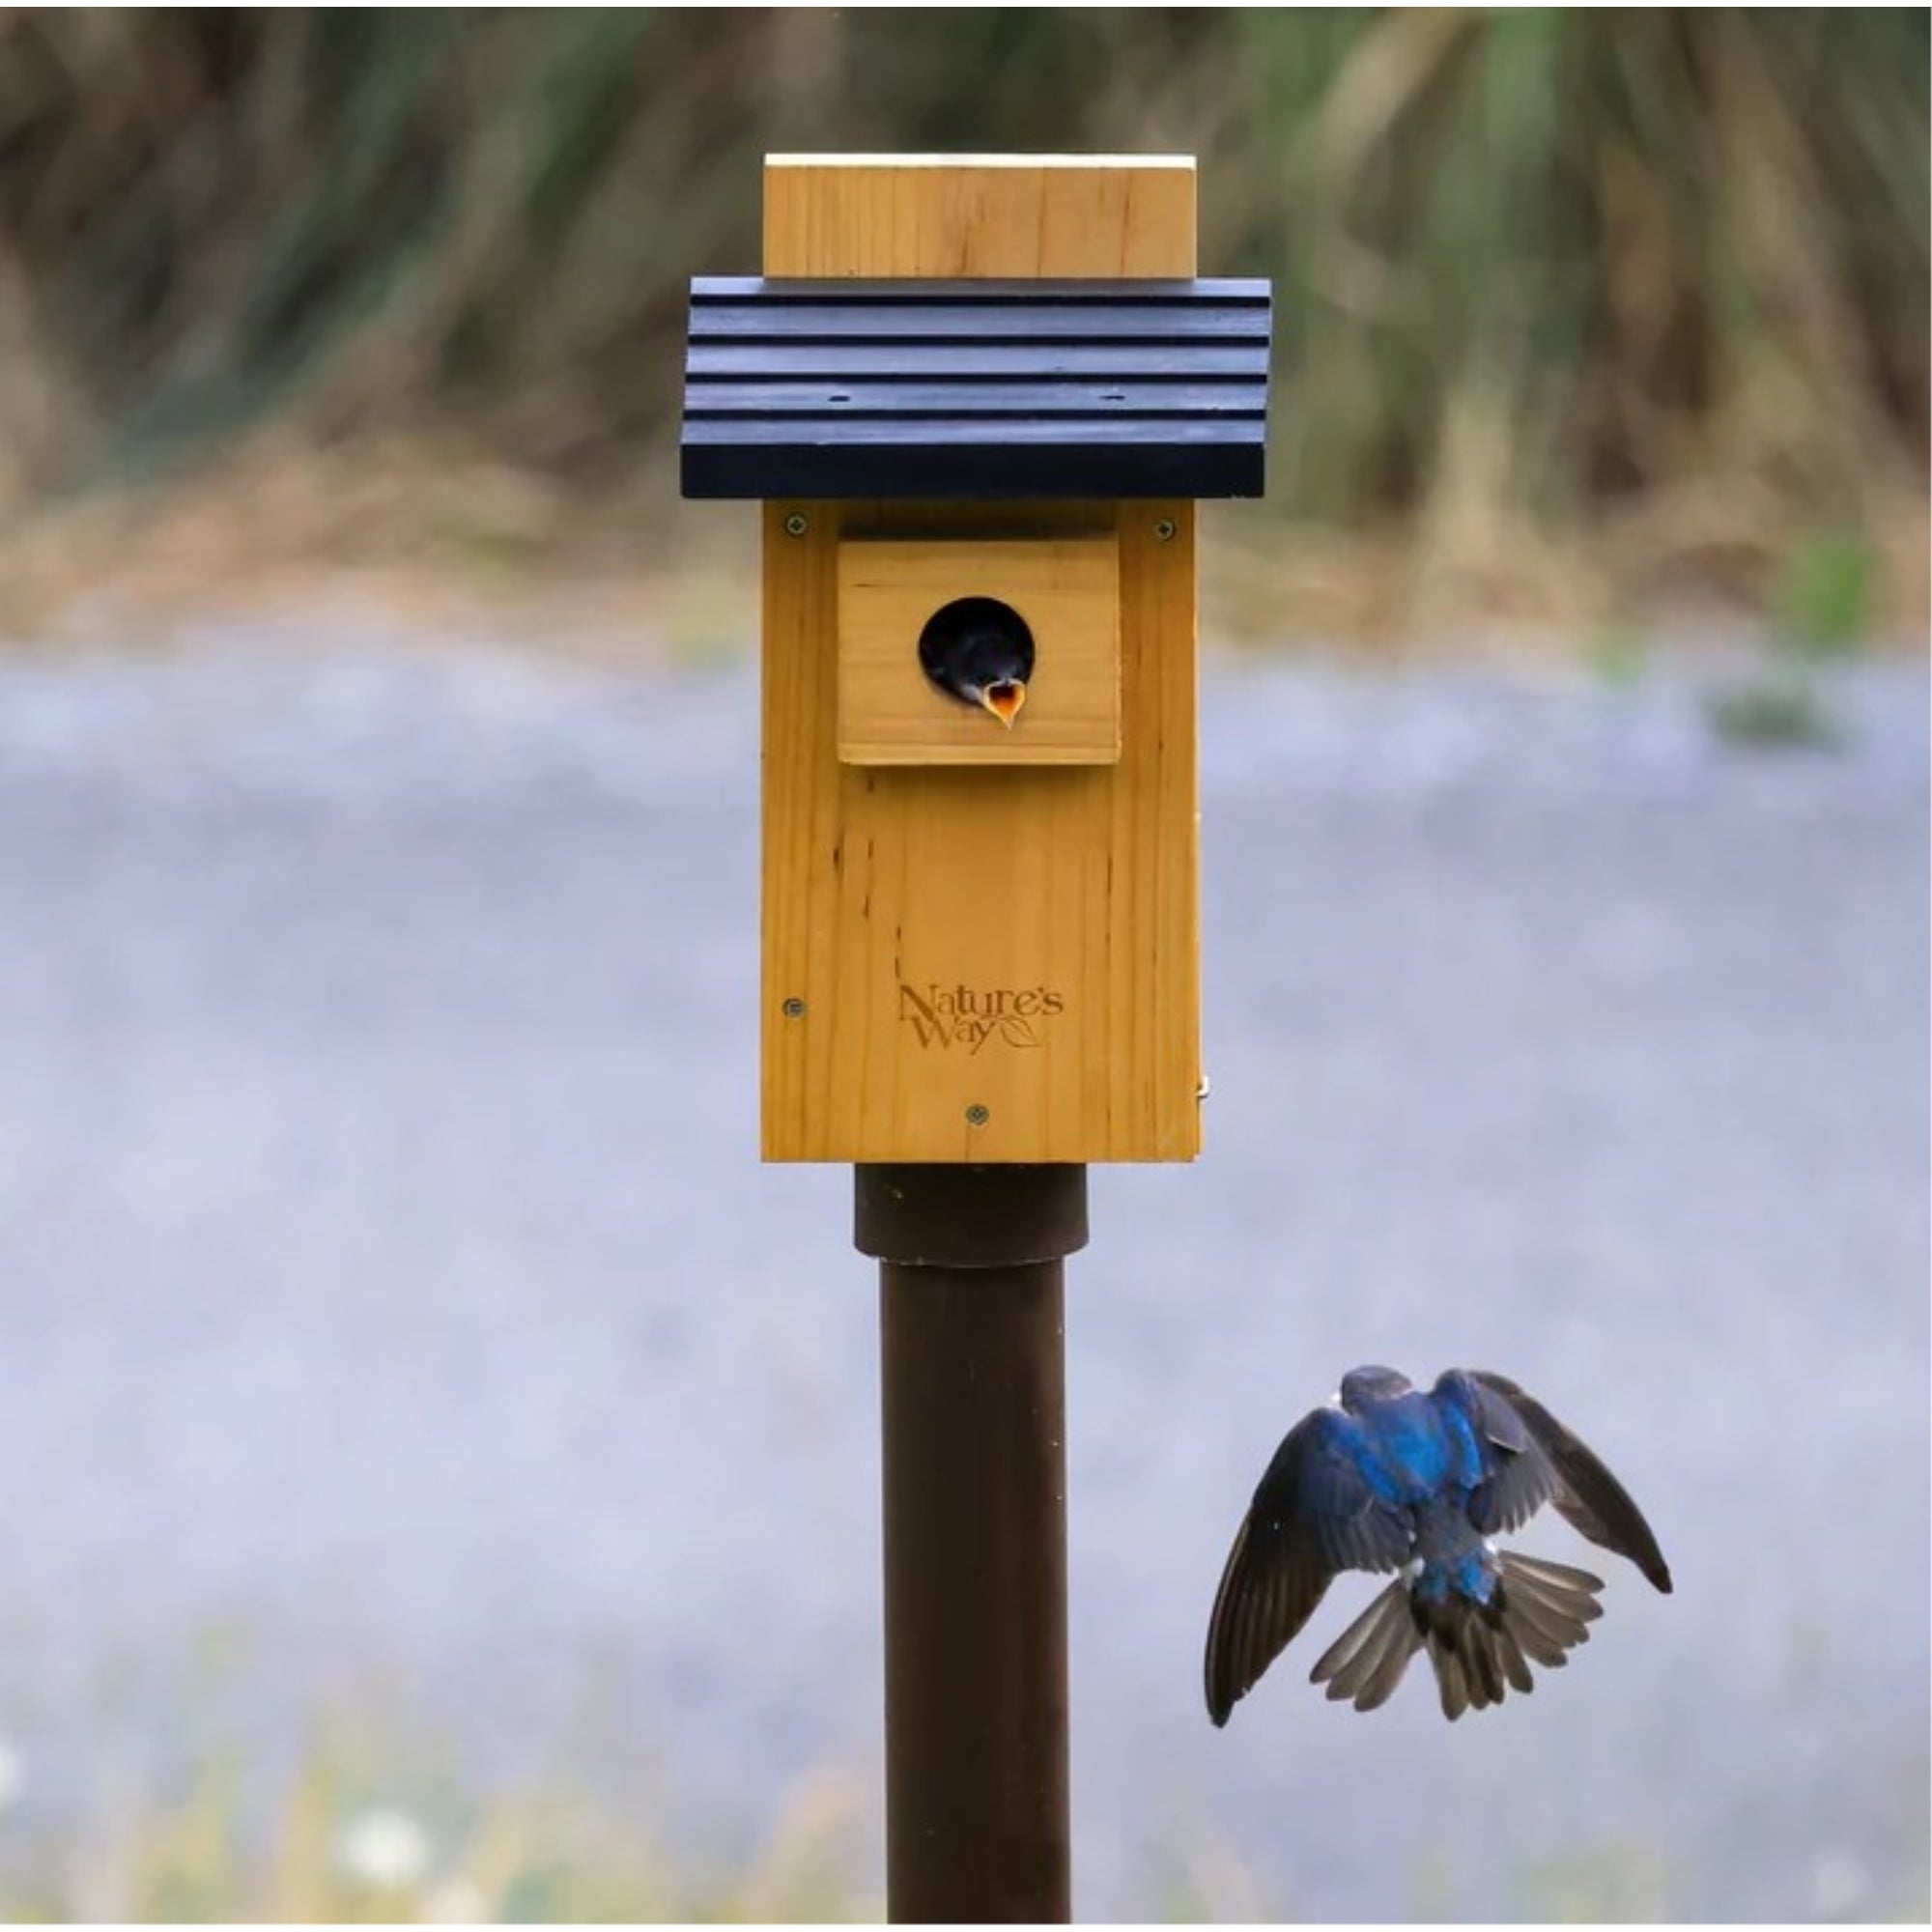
[1338,1365,1413,1411]
[919,597,1034,728]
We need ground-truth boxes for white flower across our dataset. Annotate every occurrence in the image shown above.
[333,1806,434,1890]
[422,1876,489,1923]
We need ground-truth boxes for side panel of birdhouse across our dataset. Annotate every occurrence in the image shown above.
[759,157,1202,1164]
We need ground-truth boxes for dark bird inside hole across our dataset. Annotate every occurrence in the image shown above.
[918,596,1034,727]
[1204,1367,1672,1724]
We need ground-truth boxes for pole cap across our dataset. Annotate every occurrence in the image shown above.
[855,1164,1090,1267]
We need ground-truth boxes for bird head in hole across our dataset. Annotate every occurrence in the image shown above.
[918,598,1035,729]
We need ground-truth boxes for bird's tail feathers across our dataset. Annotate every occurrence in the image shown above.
[1311,1552,1605,1719]
[1424,1552,1605,1720]
[1308,1579,1422,1712]
[1494,1550,1604,1667]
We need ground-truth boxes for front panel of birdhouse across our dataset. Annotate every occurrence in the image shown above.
[680,155,1267,1164]
[762,495,1198,1163]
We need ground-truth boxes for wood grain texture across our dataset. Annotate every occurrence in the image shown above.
[838,536,1120,767]
[764,156,1196,281]
[762,156,1200,1163]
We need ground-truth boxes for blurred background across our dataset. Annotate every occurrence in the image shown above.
[0,8,1925,1922]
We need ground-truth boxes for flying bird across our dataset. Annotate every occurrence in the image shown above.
[1205,1367,1671,1724]
[918,596,1033,727]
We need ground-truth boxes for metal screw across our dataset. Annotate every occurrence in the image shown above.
[965,1104,990,1126]
[782,997,807,1018]
[783,513,809,537]
[1154,518,1177,542]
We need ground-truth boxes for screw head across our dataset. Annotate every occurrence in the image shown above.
[1154,517,1178,542]
[783,513,809,537]
[965,1104,990,1127]
[781,997,807,1018]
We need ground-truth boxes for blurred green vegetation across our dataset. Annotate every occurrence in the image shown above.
[0,10,1925,620]
[1705,669,1843,751]
[1703,522,1887,749]
[1772,526,1881,658]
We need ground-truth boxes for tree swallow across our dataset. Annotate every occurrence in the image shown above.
[1205,1367,1672,1723]
[918,596,1033,727]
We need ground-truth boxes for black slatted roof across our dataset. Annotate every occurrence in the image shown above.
[681,276,1271,500]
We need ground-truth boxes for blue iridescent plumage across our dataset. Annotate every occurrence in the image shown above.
[1205,1366,1671,1723]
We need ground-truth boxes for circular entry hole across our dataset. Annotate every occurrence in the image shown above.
[917,596,1036,725]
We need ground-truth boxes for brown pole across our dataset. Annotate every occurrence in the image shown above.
[857,1163,1089,1923]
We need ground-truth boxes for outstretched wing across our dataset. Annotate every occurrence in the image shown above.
[1204,1407,1413,1726]
[1468,1370,1673,1593]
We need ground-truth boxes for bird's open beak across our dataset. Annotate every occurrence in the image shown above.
[980,680,1027,728]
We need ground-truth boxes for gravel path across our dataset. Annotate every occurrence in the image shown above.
[0,633,1924,1918]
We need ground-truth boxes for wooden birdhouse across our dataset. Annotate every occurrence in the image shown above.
[681,156,1271,1165]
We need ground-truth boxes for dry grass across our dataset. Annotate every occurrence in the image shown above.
[0,12,1923,644]
[0,428,1920,660]
[0,432,751,662]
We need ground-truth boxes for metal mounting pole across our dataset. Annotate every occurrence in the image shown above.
[857,1163,1089,1923]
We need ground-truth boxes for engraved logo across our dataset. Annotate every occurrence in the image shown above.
[897,980,1066,1054]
